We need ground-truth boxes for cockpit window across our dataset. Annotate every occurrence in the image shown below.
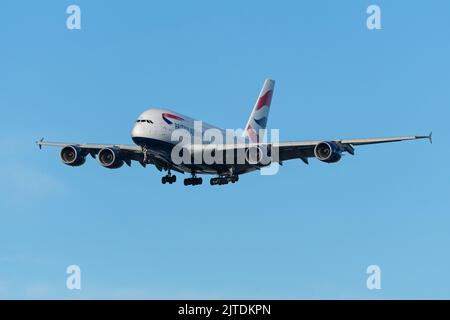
[136,119,153,124]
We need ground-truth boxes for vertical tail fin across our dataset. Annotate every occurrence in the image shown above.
[243,79,275,143]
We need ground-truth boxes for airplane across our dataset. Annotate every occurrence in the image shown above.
[36,79,432,186]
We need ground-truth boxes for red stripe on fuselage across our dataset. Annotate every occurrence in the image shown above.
[162,113,184,121]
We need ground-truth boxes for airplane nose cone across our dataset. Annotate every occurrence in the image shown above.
[131,124,146,146]
[131,124,143,138]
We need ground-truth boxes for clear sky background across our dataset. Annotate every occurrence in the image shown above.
[0,0,449,299]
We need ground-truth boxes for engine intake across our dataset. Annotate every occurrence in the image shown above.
[314,141,342,163]
[60,145,86,166]
[245,145,271,166]
[98,147,124,169]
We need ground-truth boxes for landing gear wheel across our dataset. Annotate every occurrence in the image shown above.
[210,175,238,186]
[184,175,202,186]
[162,171,176,184]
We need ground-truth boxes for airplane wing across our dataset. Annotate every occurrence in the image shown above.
[37,139,141,153]
[273,133,432,163]
[212,133,432,165]
[38,132,431,173]
[35,139,183,172]
[36,140,142,152]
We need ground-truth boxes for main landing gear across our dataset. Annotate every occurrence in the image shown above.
[162,171,239,187]
[184,174,202,186]
[161,171,176,184]
[210,175,239,186]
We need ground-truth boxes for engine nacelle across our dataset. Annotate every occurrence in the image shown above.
[60,145,86,166]
[314,141,342,163]
[245,145,271,166]
[98,147,124,169]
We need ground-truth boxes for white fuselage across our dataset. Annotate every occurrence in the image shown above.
[131,107,224,145]
[130,108,244,175]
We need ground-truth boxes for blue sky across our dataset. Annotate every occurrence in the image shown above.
[0,0,449,299]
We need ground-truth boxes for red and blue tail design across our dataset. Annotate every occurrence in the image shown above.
[244,79,275,142]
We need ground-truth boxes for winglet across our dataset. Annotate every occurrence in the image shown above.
[416,132,432,144]
[36,137,44,149]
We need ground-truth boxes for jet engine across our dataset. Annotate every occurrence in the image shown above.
[60,145,86,166]
[314,141,342,163]
[98,147,124,169]
[244,145,271,166]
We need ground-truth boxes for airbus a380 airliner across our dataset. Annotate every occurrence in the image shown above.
[37,79,431,186]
